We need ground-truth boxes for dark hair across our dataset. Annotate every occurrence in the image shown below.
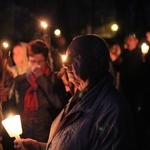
[27,39,49,59]
[124,33,138,41]
[13,42,22,48]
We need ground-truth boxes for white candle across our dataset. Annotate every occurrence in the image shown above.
[2,115,25,150]
[141,43,149,54]
[2,115,22,137]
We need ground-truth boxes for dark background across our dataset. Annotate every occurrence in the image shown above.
[0,0,150,44]
[0,1,150,150]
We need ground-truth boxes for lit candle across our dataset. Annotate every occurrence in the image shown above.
[40,20,54,71]
[41,21,48,30]
[141,43,149,62]
[40,20,49,43]
[141,43,149,54]
[2,115,25,150]
[1,41,10,88]
[61,54,67,62]
[2,42,9,49]
[54,29,61,37]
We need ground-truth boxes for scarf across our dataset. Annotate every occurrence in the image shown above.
[23,67,51,115]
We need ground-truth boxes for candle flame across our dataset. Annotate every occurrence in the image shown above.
[61,54,67,62]
[41,21,48,29]
[3,42,9,49]
[141,43,149,54]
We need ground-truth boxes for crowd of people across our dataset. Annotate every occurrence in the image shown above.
[108,30,150,150]
[0,29,149,150]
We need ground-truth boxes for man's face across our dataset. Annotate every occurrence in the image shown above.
[146,31,150,42]
[28,54,47,72]
[13,45,24,67]
[63,48,82,89]
[124,35,139,50]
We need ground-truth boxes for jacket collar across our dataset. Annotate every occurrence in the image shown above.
[65,73,114,117]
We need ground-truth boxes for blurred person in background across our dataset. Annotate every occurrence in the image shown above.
[51,36,68,72]
[4,40,68,147]
[108,39,122,89]
[5,42,29,106]
[7,42,29,78]
[2,42,29,149]
[140,27,150,46]
[114,33,144,149]
[116,33,143,110]
[145,29,150,45]
[0,44,13,150]
[136,28,150,150]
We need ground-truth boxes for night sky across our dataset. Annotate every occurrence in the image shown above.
[0,0,150,43]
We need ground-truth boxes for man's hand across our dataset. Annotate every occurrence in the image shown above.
[14,138,41,150]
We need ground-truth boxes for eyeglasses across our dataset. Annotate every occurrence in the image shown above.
[63,53,81,68]
[28,59,46,65]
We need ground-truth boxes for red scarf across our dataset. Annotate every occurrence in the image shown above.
[24,67,51,114]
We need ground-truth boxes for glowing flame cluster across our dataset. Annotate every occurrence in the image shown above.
[2,115,23,138]
[141,43,149,54]
[61,54,67,62]
[41,21,48,29]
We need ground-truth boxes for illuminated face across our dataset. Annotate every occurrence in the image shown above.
[146,31,150,42]
[13,45,24,67]
[63,49,82,89]
[28,54,47,73]
[124,35,139,50]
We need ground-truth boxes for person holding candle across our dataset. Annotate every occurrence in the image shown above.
[14,34,136,150]
[114,33,143,113]
[1,42,30,150]
[0,47,14,150]
[8,39,68,144]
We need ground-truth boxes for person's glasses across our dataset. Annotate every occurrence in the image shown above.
[29,59,46,65]
[63,53,81,68]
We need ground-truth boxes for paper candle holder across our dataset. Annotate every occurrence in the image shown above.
[2,115,23,138]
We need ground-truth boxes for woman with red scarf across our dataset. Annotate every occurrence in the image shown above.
[10,40,68,143]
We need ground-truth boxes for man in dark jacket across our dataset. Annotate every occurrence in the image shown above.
[14,35,137,150]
